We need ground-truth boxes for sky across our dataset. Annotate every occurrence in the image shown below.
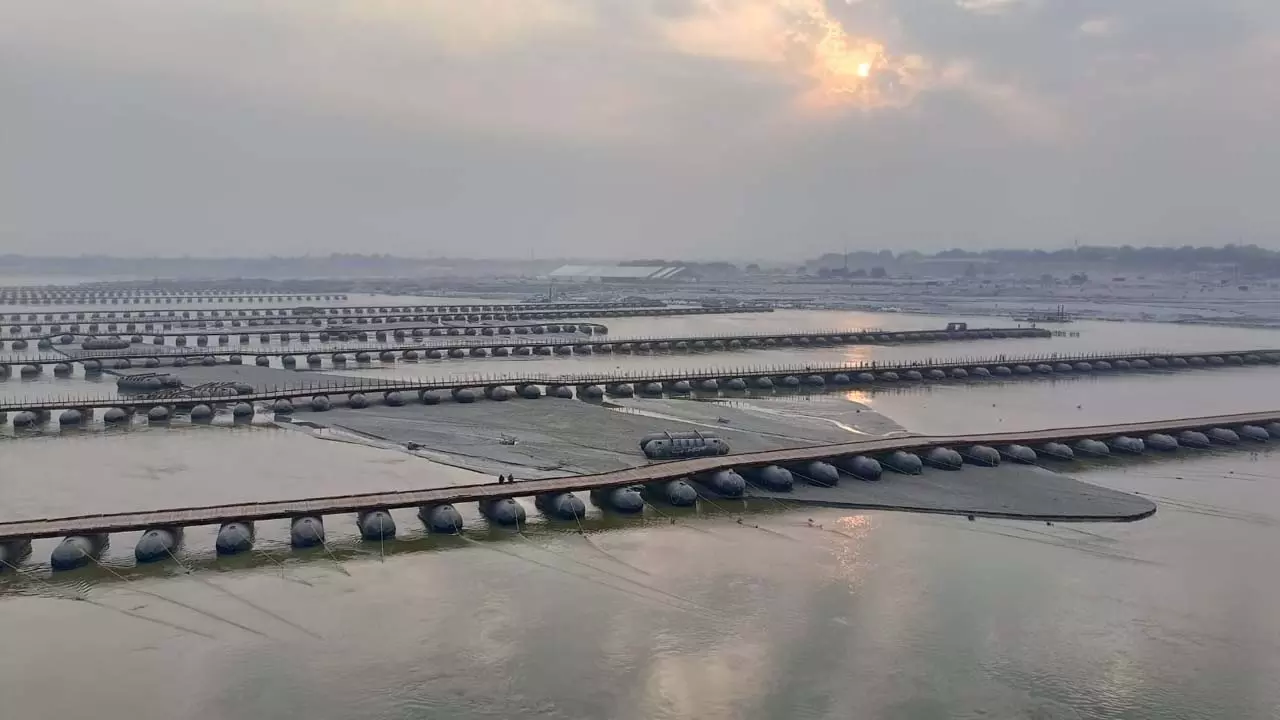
[2,0,1278,260]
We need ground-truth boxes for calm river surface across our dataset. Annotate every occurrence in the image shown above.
[3,305,1280,719]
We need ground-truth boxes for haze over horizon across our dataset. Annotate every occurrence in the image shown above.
[3,0,1277,260]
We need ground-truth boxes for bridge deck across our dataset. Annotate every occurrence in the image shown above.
[0,300,622,312]
[0,293,346,304]
[3,305,627,323]
[3,327,1040,363]
[0,345,1275,411]
[2,305,765,329]
[0,409,1275,540]
[5,302,762,322]
[3,322,608,344]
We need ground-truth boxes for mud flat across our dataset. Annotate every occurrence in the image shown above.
[310,397,1152,522]
[607,396,903,440]
[311,396,903,477]
[110,363,307,390]
[745,464,1156,521]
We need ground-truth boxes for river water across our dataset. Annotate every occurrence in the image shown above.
[3,304,1280,718]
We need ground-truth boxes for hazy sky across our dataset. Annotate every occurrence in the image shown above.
[3,0,1278,259]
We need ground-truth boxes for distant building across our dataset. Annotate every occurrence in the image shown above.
[547,265,691,283]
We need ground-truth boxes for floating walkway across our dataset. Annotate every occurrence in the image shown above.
[0,326,1047,371]
[0,296,646,311]
[0,345,1277,415]
[0,290,349,305]
[2,305,765,334]
[8,408,1280,568]
[1,321,606,351]
[3,319,604,340]
[2,300,644,324]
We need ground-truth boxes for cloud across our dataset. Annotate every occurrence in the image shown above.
[333,0,597,54]
[954,0,1026,16]
[657,0,933,111]
[935,60,1064,140]
[1078,17,1119,37]
[0,0,629,140]
[3,0,1280,258]
[0,0,1047,138]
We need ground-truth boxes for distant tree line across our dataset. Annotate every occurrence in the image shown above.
[926,244,1277,268]
[806,244,1280,276]
[813,266,889,279]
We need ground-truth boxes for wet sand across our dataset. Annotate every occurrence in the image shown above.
[111,363,309,391]
[297,396,1153,523]
[309,395,900,477]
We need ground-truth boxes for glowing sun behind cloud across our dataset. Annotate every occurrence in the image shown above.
[661,0,931,111]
